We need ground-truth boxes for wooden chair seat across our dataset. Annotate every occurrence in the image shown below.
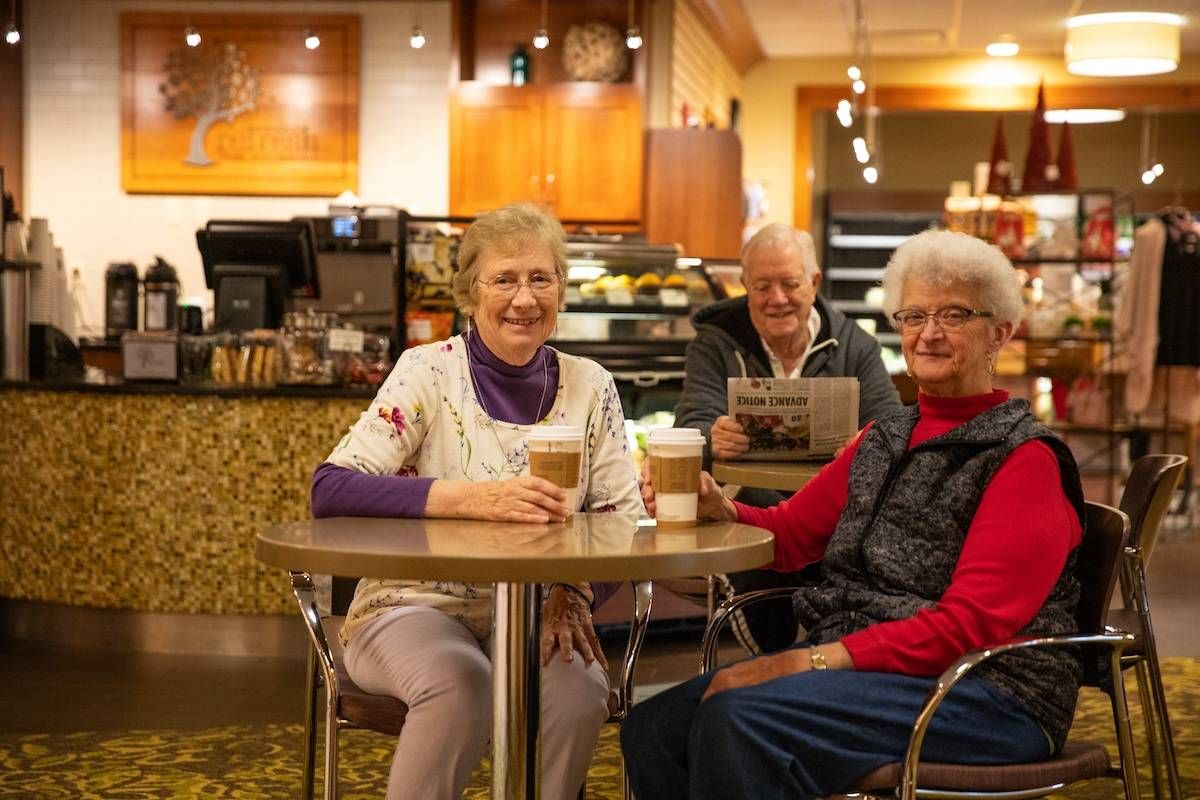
[850,741,1112,794]
[334,659,408,737]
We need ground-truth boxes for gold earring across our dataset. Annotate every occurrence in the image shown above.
[987,352,997,376]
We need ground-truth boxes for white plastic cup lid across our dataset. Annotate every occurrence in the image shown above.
[527,425,584,440]
[647,427,706,444]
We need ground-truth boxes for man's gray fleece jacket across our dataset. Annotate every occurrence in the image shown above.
[674,294,901,504]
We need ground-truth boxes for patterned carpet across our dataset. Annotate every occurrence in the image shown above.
[1,659,1196,799]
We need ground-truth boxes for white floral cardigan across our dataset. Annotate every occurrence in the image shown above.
[327,335,644,645]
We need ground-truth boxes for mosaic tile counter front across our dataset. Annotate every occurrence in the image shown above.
[0,388,365,614]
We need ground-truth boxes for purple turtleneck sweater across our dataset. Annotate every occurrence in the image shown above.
[311,329,558,519]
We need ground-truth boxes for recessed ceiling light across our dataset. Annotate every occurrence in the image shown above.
[1043,108,1126,124]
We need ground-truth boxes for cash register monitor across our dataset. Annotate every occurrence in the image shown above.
[197,219,320,330]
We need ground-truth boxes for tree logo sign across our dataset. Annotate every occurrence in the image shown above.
[159,41,261,168]
[121,12,359,196]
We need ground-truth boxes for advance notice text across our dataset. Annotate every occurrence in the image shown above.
[726,377,860,461]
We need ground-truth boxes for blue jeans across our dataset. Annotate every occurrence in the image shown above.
[620,648,1052,800]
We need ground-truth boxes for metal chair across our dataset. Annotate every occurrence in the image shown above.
[700,501,1142,800]
[291,573,652,800]
[1110,454,1188,800]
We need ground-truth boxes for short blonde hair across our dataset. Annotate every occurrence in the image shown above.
[741,223,819,279]
[452,203,568,313]
[881,230,1024,326]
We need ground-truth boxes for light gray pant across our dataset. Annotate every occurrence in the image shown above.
[345,605,611,800]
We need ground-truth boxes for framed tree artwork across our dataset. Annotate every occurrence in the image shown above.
[121,12,359,196]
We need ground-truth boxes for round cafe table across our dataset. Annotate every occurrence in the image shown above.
[712,459,829,493]
[257,513,773,800]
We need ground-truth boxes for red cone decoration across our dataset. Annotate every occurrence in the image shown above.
[986,116,1012,195]
[1021,81,1054,192]
[1054,119,1078,191]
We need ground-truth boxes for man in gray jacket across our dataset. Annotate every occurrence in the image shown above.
[674,223,901,653]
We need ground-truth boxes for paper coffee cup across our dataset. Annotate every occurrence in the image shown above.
[647,428,705,528]
[526,425,584,516]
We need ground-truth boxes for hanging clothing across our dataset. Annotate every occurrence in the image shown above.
[1115,216,1200,423]
[1155,219,1200,366]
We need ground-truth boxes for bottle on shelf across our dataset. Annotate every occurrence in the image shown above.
[510,44,529,87]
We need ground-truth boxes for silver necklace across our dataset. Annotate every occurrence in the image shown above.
[465,328,551,427]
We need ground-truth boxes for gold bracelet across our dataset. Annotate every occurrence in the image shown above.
[809,647,829,670]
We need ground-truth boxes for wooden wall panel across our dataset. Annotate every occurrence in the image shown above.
[645,128,742,257]
[671,1,741,128]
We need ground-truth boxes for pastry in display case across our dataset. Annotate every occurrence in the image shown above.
[551,238,739,427]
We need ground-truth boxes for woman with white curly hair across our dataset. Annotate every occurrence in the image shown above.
[625,230,1087,799]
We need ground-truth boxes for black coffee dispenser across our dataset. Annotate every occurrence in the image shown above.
[105,262,139,339]
[143,256,179,332]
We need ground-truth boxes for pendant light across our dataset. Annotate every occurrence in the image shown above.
[410,2,425,49]
[304,29,320,50]
[4,0,19,45]
[1065,12,1184,77]
[184,26,201,48]
[625,0,642,50]
[532,0,549,50]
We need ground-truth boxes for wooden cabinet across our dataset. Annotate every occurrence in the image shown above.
[450,83,643,224]
[644,129,743,258]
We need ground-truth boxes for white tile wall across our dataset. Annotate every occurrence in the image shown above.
[23,0,451,334]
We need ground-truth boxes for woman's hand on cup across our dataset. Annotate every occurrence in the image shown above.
[710,416,750,460]
[541,585,608,670]
[697,471,737,522]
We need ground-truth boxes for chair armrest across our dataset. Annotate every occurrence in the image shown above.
[608,580,653,722]
[700,587,800,673]
[290,571,340,690]
[897,629,1136,800]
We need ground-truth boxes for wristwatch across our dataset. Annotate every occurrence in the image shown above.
[809,648,829,670]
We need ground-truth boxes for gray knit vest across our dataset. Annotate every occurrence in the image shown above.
[794,398,1085,749]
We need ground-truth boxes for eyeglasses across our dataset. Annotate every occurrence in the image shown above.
[746,279,807,295]
[475,272,560,297]
[891,306,994,332]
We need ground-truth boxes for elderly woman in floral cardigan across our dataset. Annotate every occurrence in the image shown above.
[311,203,643,800]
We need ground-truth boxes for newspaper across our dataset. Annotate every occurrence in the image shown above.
[727,377,860,461]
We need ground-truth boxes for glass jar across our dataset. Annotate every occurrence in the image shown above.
[336,330,393,386]
[278,310,336,385]
[179,333,215,384]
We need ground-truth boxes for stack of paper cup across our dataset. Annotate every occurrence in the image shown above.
[526,425,585,516]
[647,428,706,528]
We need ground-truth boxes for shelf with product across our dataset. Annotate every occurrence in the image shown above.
[821,191,944,375]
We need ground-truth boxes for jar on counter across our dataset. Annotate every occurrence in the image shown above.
[331,327,393,386]
[278,310,337,385]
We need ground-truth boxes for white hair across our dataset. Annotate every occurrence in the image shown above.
[741,223,819,279]
[881,230,1024,326]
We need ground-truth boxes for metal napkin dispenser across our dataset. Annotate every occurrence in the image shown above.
[121,331,178,381]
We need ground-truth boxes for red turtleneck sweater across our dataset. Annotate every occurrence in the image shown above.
[735,390,1082,675]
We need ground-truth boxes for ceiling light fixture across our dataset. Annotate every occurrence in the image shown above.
[863,165,879,184]
[1138,112,1163,184]
[304,29,320,50]
[986,35,1019,57]
[185,26,201,47]
[625,0,642,50]
[847,65,861,80]
[852,79,866,94]
[410,2,425,49]
[1065,12,1184,77]
[533,0,549,49]
[1043,108,1126,124]
[836,99,853,128]
[852,136,870,164]
[3,0,17,45]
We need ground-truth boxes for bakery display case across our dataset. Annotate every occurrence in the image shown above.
[553,237,730,418]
